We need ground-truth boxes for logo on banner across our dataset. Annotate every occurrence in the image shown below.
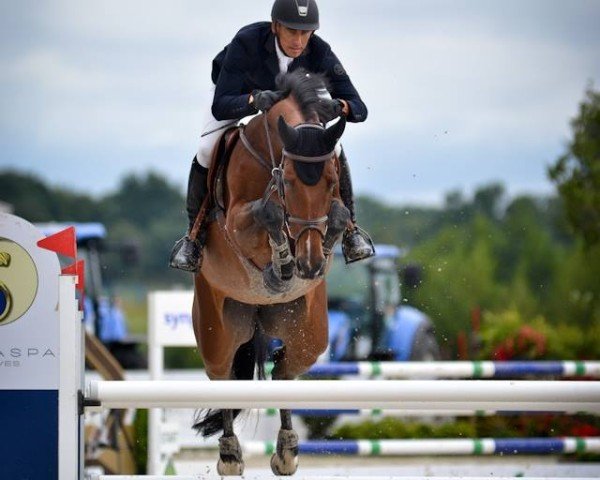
[0,239,39,326]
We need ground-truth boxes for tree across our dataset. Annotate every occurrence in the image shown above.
[549,86,600,247]
[472,183,505,221]
[99,172,185,283]
[499,196,564,305]
[0,170,102,222]
[101,172,184,228]
[407,215,506,339]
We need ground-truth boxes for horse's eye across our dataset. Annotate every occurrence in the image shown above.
[283,178,293,187]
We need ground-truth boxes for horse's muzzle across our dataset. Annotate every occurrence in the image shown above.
[295,256,326,280]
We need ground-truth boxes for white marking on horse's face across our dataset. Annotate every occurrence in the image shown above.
[304,234,311,269]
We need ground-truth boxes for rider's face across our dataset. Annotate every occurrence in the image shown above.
[272,22,313,58]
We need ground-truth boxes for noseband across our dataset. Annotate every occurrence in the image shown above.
[240,115,334,242]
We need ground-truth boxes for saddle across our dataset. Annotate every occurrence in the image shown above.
[190,126,241,240]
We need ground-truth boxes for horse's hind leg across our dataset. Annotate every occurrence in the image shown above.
[217,409,244,475]
[269,346,299,476]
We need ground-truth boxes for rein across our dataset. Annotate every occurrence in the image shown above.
[239,114,335,242]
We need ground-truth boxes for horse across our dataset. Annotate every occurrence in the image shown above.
[191,69,351,476]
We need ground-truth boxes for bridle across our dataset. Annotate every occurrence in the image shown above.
[239,114,335,242]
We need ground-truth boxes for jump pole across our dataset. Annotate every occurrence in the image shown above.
[86,379,600,412]
[93,477,597,480]
[261,407,599,417]
[93,477,596,480]
[297,360,600,378]
[243,437,600,456]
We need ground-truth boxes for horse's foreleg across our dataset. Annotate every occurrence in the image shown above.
[217,409,244,476]
[323,199,351,256]
[269,346,299,476]
[194,284,254,475]
[251,199,295,291]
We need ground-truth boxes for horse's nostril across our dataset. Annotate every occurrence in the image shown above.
[296,257,326,280]
[295,259,308,278]
[316,263,326,277]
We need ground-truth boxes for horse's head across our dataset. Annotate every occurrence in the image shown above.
[276,115,346,279]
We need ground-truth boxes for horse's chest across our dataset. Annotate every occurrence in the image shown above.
[204,259,317,304]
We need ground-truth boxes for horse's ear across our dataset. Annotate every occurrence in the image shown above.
[324,117,346,149]
[277,116,299,149]
[277,115,300,148]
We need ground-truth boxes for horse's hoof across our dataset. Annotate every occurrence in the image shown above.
[270,429,299,476]
[217,435,244,476]
[270,452,298,476]
[217,458,244,476]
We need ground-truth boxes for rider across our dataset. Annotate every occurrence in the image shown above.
[170,0,375,272]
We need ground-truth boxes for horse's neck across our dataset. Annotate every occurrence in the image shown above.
[245,115,279,162]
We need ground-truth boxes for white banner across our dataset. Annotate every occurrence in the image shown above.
[0,213,61,389]
[148,290,195,347]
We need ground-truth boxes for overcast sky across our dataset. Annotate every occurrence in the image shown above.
[1,0,599,206]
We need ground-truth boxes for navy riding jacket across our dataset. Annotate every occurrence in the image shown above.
[211,22,368,123]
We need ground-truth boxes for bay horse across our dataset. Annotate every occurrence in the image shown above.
[191,69,351,476]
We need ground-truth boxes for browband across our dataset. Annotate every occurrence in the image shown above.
[282,149,335,163]
[295,123,326,130]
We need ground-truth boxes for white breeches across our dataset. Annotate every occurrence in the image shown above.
[195,108,238,168]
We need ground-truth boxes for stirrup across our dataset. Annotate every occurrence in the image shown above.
[341,225,375,264]
[169,235,201,272]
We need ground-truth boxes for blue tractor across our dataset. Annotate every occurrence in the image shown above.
[35,222,146,369]
[326,244,440,362]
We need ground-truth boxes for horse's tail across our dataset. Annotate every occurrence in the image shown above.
[193,324,268,438]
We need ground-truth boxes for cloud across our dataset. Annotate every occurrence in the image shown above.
[1,0,599,204]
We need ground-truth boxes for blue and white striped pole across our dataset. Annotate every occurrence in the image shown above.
[244,437,600,457]
[260,408,596,417]
[265,361,600,379]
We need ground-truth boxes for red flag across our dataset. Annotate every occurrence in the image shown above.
[61,262,77,276]
[62,260,85,308]
[38,226,77,259]
[62,260,84,288]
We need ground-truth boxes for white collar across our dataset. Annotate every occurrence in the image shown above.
[275,38,294,73]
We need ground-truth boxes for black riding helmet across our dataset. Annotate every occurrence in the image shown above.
[271,0,319,31]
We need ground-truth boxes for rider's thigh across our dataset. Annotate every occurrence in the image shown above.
[196,109,232,168]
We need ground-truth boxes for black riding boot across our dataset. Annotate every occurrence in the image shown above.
[338,150,375,263]
[169,159,209,272]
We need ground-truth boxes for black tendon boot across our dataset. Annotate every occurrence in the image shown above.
[338,150,375,263]
[169,159,209,272]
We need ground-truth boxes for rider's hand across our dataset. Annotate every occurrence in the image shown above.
[250,90,284,111]
[319,98,346,122]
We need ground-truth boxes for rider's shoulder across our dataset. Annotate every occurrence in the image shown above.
[306,33,333,59]
[308,33,331,52]
[234,21,271,40]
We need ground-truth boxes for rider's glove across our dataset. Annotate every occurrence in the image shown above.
[319,98,345,122]
[251,90,284,111]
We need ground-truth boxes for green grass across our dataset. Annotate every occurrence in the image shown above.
[115,282,204,368]
[121,296,148,335]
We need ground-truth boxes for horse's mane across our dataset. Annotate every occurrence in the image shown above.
[276,68,332,121]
